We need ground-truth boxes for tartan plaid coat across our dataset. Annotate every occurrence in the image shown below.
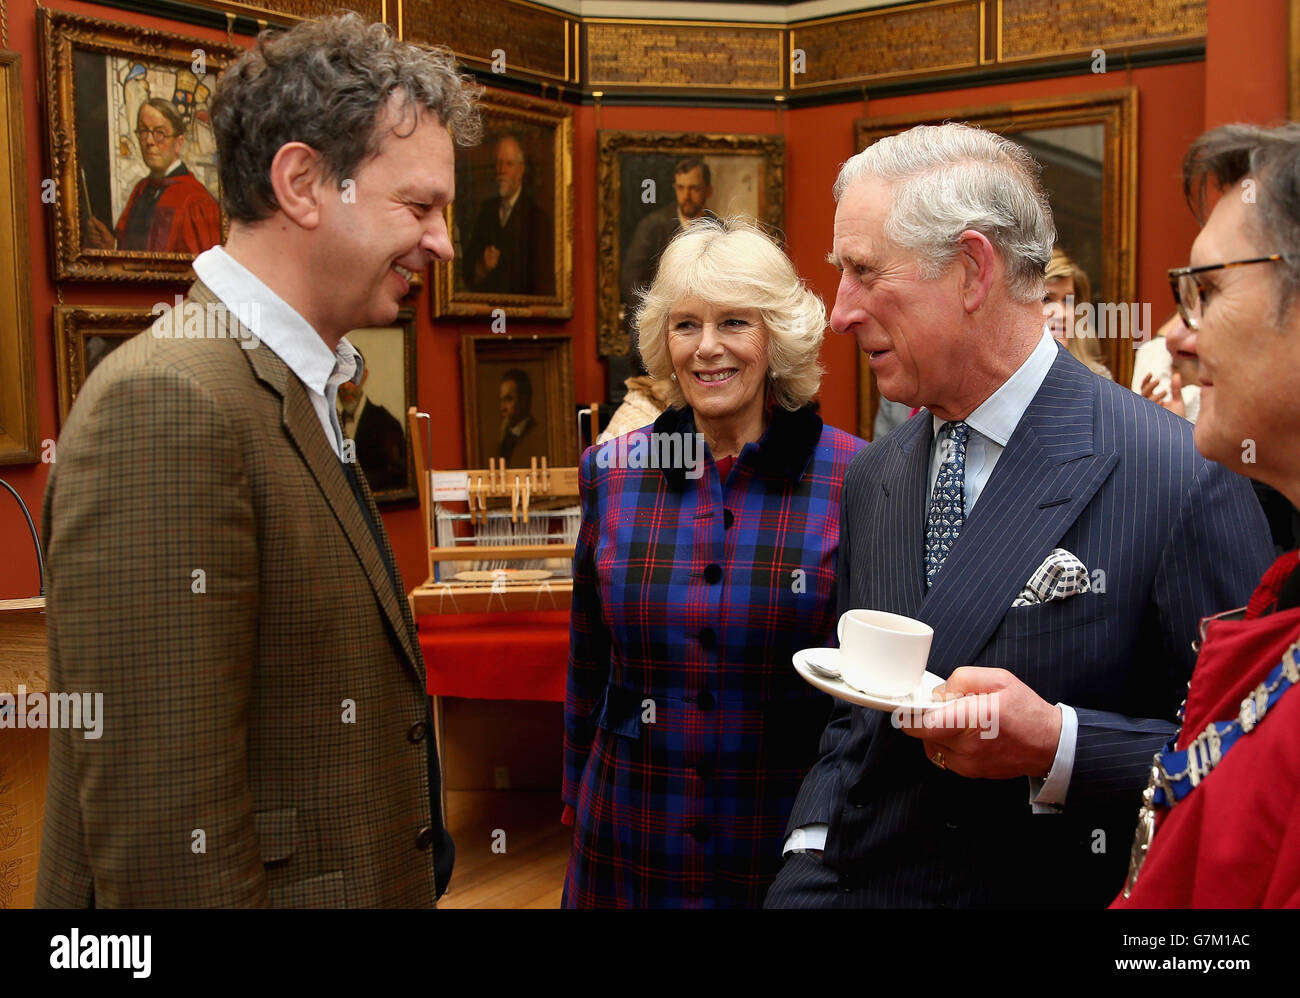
[36,282,449,908]
[562,403,865,907]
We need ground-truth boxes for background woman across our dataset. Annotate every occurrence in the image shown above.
[562,217,865,907]
[1043,247,1113,379]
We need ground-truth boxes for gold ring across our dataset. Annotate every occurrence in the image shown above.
[931,750,946,770]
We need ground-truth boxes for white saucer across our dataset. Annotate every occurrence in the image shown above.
[793,647,947,712]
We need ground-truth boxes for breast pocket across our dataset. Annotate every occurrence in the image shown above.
[996,592,1108,640]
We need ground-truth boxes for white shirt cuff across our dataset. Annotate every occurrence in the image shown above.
[783,824,828,855]
[1029,703,1077,813]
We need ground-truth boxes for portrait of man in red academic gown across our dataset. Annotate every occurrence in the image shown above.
[84,97,221,255]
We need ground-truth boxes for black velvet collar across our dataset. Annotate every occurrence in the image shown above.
[653,401,824,491]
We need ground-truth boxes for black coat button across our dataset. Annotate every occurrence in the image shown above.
[838,872,853,893]
[690,821,711,843]
[846,782,868,807]
[696,690,715,711]
[407,721,428,744]
[723,509,735,529]
[703,563,722,584]
[698,627,717,650]
[416,826,434,850]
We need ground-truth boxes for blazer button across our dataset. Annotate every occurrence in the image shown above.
[695,690,715,711]
[407,721,428,744]
[697,627,717,650]
[846,782,868,807]
[703,564,722,584]
[838,872,853,893]
[416,826,435,850]
[689,821,711,843]
[723,509,735,529]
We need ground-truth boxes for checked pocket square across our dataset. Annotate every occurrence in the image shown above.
[1011,548,1091,607]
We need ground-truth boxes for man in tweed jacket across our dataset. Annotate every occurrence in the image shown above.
[36,15,479,908]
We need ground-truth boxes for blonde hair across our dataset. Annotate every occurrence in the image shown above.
[635,216,825,411]
[1046,248,1112,379]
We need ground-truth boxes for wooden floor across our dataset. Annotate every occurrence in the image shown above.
[438,790,571,909]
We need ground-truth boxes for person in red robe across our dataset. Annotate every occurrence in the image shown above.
[84,98,221,255]
[1114,122,1300,908]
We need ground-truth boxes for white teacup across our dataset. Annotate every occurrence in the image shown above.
[836,609,934,698]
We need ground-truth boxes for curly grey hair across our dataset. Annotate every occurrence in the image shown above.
[1183,122,1300,317]
[211,12,481,223]
[834,123,1056,304]
[636,216,826,412]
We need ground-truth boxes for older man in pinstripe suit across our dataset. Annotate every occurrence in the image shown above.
[765,123,1274,908]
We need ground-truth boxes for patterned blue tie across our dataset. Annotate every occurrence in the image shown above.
[924,421,970,589]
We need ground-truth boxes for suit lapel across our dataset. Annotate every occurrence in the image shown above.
[917,353,1119,674]
[874,415,931,617]
[189,282,424,678]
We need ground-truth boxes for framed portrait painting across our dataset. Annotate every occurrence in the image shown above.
[53,305,156,424]
[461,335,576,470]
[432,89,573,320]
[39,9,242,282]
[340,311,418,505]
[1,50,39,464]
[596,130,785,361]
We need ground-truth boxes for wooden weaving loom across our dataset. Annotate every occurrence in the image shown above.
[405,408,582,616]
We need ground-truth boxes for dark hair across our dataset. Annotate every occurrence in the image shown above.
[674,157,711,187]
[1183,122,1300,311]
[140,97,186,136]
[210,12,481,223]
[500,368,532,407]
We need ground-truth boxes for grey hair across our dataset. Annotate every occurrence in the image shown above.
[636,216,825,412]
[833,123,1056,303]
[211,12,481,223]
[1184,122,1300,316]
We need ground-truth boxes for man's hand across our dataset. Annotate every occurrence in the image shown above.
[896,667,1062,779]
[474,245,501,281]
[1139,372,1187,419]
[84,216,116,250]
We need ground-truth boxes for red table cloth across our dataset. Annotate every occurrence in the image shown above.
[417,610,570,701]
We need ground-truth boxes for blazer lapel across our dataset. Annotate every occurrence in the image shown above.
[918,353,1119,673]
[189,282,424,677]
[872,415,931,617]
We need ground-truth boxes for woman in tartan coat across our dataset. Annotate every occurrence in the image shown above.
[562,218,866,907]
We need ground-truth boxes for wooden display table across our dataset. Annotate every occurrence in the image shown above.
[0,597,48,909]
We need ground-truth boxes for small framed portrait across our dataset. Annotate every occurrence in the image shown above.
[597,130,785,359]
[53,305,155,424]
[461,335,576,469]
[432,89,574,320]
[340,311,418,505]
[39,8,242,282]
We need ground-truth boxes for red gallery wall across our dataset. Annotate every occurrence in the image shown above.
[0,0,1287,600]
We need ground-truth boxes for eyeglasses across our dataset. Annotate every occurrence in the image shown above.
[135,126,178,143]
[1167,254,1285,330]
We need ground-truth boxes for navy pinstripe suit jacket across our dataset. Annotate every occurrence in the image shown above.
[783,347,1275,908]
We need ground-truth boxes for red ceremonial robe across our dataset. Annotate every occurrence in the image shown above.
[1113,551,1300,908]
[114,170,221,254]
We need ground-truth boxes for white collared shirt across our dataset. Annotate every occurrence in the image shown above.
[192,246,361,459]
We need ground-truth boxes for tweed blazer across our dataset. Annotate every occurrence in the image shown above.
[36,281,449,908]
[562,404,866,907]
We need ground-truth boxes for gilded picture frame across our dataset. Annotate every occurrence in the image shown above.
[52,305,155,425]
[340,310,418,505]
[462,334,576,469]
[39,8,242,283]
[0,50,39,464]
[433,89,574,320]
[854,89,1138,438]
[597,130,785,359]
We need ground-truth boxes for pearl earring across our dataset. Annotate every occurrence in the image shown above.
[670,372,678,381]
